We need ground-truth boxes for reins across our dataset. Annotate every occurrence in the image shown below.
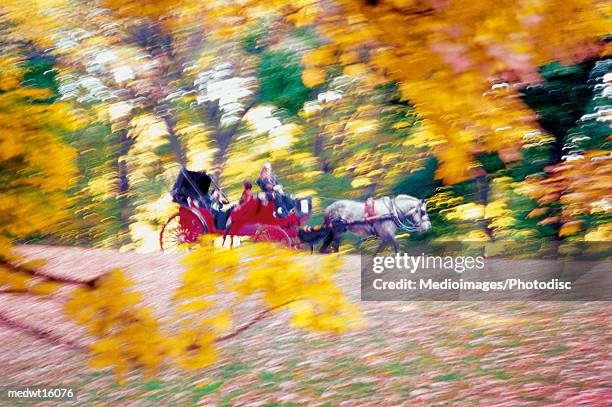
[388,197,418,233]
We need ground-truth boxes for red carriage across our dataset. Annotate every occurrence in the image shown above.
[159,168,312,251]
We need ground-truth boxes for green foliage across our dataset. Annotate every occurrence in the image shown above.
[521,59,598,161]
[510,144,554,181]
[392,156,441,200]
[475,152,505,174]
[505,190,557,239]
[242,26,269,54]
[257,50,312,116]
[567,58,611,152]
[65,122,124,246]
[21,51,59,99]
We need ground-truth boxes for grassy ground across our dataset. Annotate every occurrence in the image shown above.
[0,246,609,406]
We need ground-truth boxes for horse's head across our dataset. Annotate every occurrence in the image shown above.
[394,195,432,234]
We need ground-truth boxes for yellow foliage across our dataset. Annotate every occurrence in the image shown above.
[343,63,368,78]
[393,121,411,129]
[559,221,582,237]
[102,0,185,19]
[345,119,378,136]
[351,177,371,188]
[445,203,485,221]
[302,46,337,67]
[66,269,172,380]
[179,237,361,333]
[584,223,612,241]
[0,54,78,279]
[522,151,611,240]
[160,0,607,184]
[286,1,321,27]
[65,238,359,381]
[0,57,22,91]
[302,67,326,88]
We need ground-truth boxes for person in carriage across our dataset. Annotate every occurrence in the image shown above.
[239,179,254,207]
[256,162,293,218]
[161,167,313,250]
[171,168,230,230]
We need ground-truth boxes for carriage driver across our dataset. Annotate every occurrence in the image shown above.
[256,162,289,217]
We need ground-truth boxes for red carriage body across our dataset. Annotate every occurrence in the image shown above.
[226,197,302,247]
[159,168,311,251]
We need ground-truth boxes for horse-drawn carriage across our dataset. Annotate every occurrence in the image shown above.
[159,168,312,251]
[160,167,431,253]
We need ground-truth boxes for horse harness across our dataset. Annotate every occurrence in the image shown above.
[365,197,377,220]
[388,197,418,233]
[327,197,419,233]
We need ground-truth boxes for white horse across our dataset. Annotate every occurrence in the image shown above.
[320,195,431,253]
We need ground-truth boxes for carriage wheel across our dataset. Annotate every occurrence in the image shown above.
[159,213,208,252]
[253,225,293,248]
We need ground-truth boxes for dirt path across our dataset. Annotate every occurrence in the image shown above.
[0,245,610,406]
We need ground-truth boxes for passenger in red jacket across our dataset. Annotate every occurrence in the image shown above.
[239,180,254,207]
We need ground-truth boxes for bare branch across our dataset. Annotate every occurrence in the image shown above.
[0,311,87,352]
[215,299,298,343]
[1,260,100,288]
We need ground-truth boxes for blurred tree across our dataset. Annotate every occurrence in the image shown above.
[429,57,611,244]
[135,0,606,185]
[521,60,599,167]
[0,45,81,288]
[293,77,422,200]
[2,0,608,251]
[520,58,611,241]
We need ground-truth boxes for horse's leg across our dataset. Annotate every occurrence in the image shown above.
[390,236,400,253]
[374,237,390,255]
[331,232,344,253]
[373,236,399,254]
[373,222,399,254]
[319,230,334,253]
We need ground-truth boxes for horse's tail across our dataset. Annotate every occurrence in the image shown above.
[298,224,330,244]
[298,220,347,244]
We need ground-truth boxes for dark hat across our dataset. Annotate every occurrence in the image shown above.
[243,180,253,189]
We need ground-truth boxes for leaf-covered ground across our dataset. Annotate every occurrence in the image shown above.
[1,246,610,406]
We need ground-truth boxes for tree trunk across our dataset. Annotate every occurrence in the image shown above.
[158,108,186,166]
[314,132,331,173]
[116,130,134,246]
[207,100,256,182]
[471,172,494,240]
[211,133,233,182]
[131,22,188,167]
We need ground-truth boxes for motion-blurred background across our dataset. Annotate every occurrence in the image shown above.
[1,0,609,254]
[1,2,611,405]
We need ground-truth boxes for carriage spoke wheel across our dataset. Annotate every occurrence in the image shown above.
[160,213,207,252]
[253,225,293,248]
